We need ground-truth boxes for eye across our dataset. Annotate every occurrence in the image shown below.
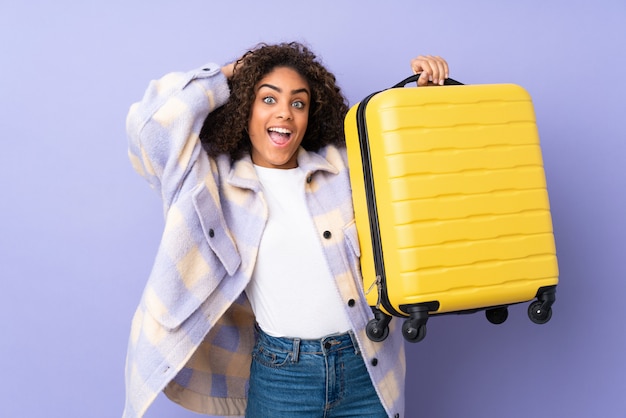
[292,100,306,109]
[262,96,276,104]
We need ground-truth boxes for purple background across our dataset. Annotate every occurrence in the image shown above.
[1,1,624,417]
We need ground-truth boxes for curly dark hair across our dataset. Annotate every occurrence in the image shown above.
[200,42,349,160]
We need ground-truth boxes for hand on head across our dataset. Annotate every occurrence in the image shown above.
[221,62,236,79]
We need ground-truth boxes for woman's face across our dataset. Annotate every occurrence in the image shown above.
[247,66,310,169]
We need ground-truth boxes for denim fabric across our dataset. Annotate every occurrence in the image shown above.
[246,326,387,418]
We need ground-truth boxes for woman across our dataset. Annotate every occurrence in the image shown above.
[124,42,449,418]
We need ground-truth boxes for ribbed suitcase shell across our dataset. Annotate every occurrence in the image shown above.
[345,82,558,340]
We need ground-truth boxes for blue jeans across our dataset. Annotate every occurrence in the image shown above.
[245,326,387,417]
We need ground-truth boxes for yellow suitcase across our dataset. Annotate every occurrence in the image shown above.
[345,75,559,342]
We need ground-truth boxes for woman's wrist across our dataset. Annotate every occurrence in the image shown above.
[221,62,235,80]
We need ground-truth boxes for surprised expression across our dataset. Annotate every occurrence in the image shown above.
[247,66,310,169]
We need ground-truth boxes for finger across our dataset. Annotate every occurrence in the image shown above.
[417,55,446,85]
[411,55,432,74]
[412,56,434,86]
[433,56,449,85]
[417,71,431,86]
[424,55,445,85]
[432,57,446,85]
[441,57,450,80]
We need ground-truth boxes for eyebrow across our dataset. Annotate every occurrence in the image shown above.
[257,83,310,96]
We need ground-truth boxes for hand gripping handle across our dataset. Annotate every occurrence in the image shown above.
[392,73,464,88]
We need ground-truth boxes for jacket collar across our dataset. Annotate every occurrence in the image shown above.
[227,146,339,191]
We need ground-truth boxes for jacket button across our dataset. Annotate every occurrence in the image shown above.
[208,228,215,238]
[323,230,332,239]
[371,358,378,366]
[348,299,355,307]
[394,414,400,418]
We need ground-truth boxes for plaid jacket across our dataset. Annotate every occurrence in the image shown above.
[123,64,406,418]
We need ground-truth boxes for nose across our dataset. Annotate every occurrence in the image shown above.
[276,103,293,120]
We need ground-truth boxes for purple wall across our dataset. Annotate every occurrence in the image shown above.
[1,1,624,417]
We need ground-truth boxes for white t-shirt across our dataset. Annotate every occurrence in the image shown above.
[245,165,352,339]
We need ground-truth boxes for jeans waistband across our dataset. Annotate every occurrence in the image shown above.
[255,324,360,362]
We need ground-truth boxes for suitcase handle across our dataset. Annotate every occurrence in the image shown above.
[392,73,464,88]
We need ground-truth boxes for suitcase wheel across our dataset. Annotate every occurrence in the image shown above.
[400,305,430,343]
[485,307,509,325]
[528,285,557,324]
[366,310,392,342]
[402,319,427,343]
[366,319,390,342]
[528,300,553,324]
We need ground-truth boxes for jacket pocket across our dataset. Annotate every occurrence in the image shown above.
[192,184,241,276]
[142,185,241,331]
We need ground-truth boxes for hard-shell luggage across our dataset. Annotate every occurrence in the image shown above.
[345,74,558,342]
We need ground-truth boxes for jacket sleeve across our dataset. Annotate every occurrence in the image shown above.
[126,64,230,211]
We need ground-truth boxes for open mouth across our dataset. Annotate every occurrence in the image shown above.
[268,127,292,146]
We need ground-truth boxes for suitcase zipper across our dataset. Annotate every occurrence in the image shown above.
[355,93,404,318]
[365,275,383,311]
